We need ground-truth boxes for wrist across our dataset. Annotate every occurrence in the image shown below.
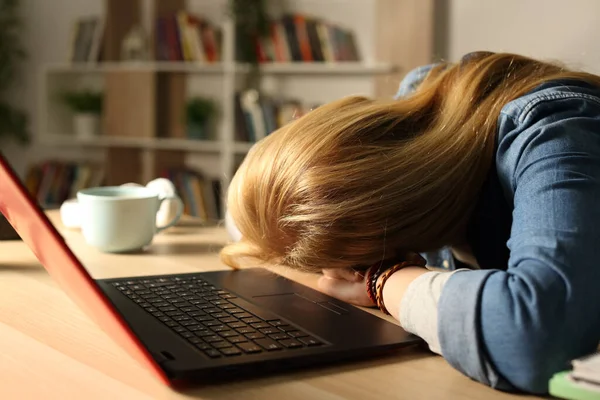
[376,266,428,317]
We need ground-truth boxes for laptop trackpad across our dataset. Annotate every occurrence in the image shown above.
[252,293,349,316]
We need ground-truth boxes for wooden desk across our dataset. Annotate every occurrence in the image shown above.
[0,211,540,400]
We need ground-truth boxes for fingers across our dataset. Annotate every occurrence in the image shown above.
[317,276,374,307]
[322,268,364,282]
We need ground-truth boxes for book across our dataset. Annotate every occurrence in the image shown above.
[549,352,600,400]
[247,13,361,64]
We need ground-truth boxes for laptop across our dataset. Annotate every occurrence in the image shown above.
[0,153,420,386]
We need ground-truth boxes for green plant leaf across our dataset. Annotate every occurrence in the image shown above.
[60,90,104,113]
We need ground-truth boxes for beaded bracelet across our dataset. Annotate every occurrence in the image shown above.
[365,265,378,304]
[375,261,413,315]
[374,253,427,315]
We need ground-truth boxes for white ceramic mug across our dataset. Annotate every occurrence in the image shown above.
[77,186,183,253]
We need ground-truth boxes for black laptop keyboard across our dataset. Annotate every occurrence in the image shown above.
[111,275,324,359]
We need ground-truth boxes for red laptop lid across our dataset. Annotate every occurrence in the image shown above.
[0,153,170,385]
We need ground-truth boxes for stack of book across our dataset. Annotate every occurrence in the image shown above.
[243,13,360,63]
[234,91,320,142]
[550,352,600,400]
[155,11,222,63]
[159,167,222,222]
[24,160,105,209]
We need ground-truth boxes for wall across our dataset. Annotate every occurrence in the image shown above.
[2,0,103,177]
[7,0,600,177]
[446,0,600,73]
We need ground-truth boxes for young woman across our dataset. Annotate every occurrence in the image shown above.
[220,51,600,394]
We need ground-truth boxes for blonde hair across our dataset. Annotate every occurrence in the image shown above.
[221,52,600,272]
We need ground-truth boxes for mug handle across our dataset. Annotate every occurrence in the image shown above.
[155,195,184,233]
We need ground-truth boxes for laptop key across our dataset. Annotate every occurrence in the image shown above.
[146,307,158,313]
[236,327,255,334]
[195,330,213,338]
[211,300,229,306]
[259,327,280,335]
[221,347,242,356]
[205,308,221,314]
[279,339,303,349]
[159,306,177,312]
[203,349,222,358]
[180,331,194,338]
[212,313,229,319]
[188,311,206,317]
[235,312,253,319]
[180,320,199,327]
[229,322,247,329]
[220,304,236,310]
[212,341,232,349]
[299,336,323,346]
[269,333,289,341]
[165,321,178,327]
[278,325,295,332]
[241,317,261,324]
[237,342,262,354]
[188,325,204,332]
[254,338,282,351]
[269,320,284,326]
[165,311,184,317]
[287,331,308,338]
[227,307,244,314]
[194,316,214,322]
[219,330,237,337]
[181,307,196,313]
[245,332,265,340]
[211,325,228,332]
[203,320,221,327]
[251,322,271,329]
[219,317,237,324]
[188,337,202,344]
[204,335,223,343]
[229,336,248,343]
[173,326,187,333]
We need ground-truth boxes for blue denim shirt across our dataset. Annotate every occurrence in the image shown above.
[397,64,600,394]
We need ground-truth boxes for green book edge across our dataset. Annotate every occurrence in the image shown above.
[549,371,600,400]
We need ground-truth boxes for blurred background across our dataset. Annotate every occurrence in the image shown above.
[1,0,600,223]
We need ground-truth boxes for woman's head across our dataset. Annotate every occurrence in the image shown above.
[221,52,600,272]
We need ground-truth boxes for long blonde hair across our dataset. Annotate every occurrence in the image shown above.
[221,52,600,272]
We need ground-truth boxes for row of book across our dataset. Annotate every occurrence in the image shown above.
[24,161,105,208]
[156,11,222,62]
[234,91,320,142]
[235,93,317,142]
[159,168,222,222]
[245,13,361,63]
[69,16,104,63]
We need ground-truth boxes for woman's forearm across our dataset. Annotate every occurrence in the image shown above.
[378,266,430,318]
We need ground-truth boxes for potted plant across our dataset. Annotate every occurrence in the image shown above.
[0,0,29,146]
[61,90,103,139]
[186,97,217,140]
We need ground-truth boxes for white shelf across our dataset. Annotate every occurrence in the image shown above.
[44,62,397,76]
[44,62,227,74]
[237,62,398,75]
[40,134,256,153]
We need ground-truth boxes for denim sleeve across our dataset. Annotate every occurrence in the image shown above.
[395,64,439,99]
[438,93,600,394]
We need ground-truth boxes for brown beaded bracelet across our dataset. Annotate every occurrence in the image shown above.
[365,265,378,304]
[375,261,414,315]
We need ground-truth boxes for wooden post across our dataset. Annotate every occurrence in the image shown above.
[374,0,435,98]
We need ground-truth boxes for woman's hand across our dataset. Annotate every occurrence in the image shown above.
[317,268,375,307]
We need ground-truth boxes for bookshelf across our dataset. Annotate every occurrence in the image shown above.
[35,0,434,219]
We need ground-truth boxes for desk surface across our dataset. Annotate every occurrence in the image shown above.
[0,211,540,400]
